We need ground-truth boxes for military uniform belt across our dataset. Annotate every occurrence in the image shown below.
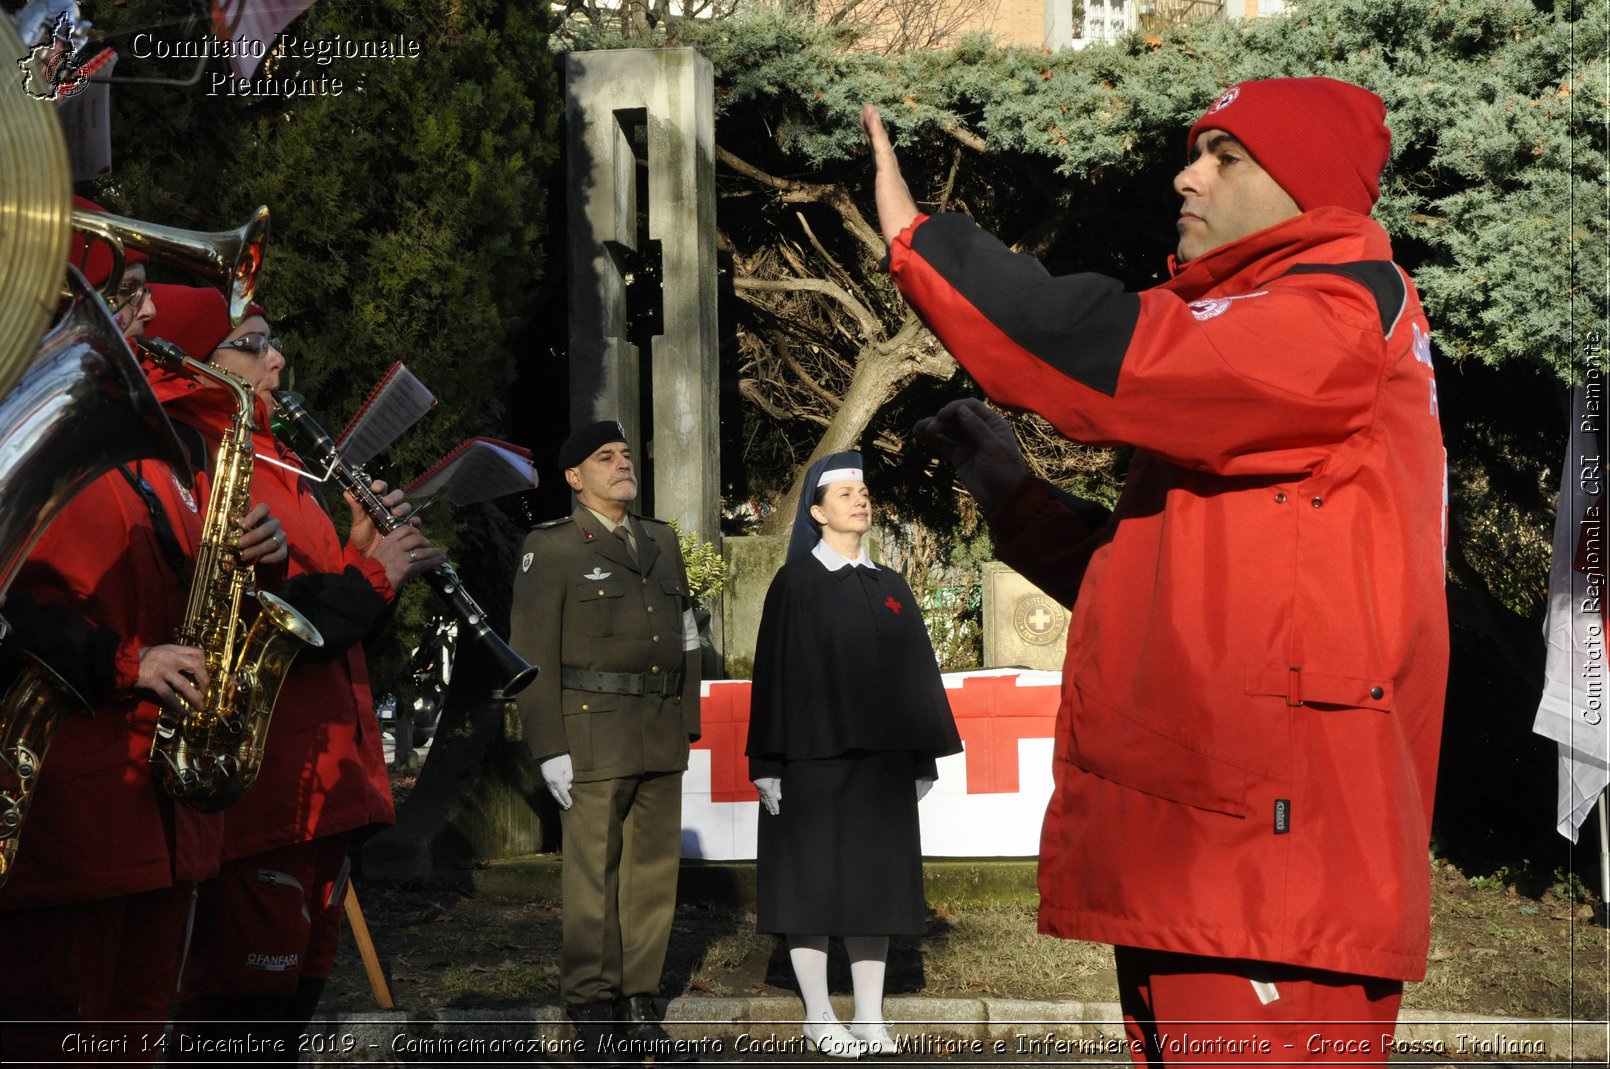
[560,666,683,697]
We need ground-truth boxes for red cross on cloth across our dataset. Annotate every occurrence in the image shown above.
[942,674,1059,794]
[689,673,1060,803]
[884,596,902,614]
[692,681,762,804]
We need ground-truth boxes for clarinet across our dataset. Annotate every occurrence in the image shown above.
[269,390,539,698]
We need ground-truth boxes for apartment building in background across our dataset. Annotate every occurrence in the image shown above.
[557,3,1289,54]
[807,0,1288,52]
[1075,1,1286,49]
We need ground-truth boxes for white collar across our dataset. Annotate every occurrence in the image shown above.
[812,539,876,572]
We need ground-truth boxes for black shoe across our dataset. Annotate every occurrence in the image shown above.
[613,995,695,1063]
[566,1000,624,1065]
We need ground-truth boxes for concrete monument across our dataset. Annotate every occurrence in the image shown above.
[981,561,1069,671]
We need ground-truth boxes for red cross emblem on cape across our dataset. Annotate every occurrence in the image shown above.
[885,596,902,614]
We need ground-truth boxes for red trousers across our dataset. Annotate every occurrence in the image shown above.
[0,884,196,1068]
[182,834,352,1003]
[1115,946,1405,1067]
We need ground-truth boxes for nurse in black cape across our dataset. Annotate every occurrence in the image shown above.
[746,451,962,1059]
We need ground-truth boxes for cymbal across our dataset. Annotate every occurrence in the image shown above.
[0,15,73,399]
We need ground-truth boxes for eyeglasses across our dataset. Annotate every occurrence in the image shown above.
[214,334,282,357]
[110,281,148,313]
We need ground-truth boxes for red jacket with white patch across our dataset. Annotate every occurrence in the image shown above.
[891,207,1448,981]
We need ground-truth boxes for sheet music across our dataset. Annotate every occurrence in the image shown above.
[336,362,436,467]
[406,437,538,508]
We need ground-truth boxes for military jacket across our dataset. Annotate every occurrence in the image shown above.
[511,507,702,782]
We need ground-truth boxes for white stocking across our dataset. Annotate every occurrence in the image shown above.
[787,935,834,1022]
[844,935,889,1025]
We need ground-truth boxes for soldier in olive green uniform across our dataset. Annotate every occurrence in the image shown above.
[510,421,701,1060]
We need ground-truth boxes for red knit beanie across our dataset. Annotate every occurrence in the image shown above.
[1187,77,1390,215]
[145,283,267,360]
[69,195,149,288]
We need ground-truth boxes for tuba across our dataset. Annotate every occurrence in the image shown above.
[0,655,88,888]
[71,204,269,325]
[144,339,324,811]
[0,11,72,400]
[0,272,196,887]
[0,271,193,592]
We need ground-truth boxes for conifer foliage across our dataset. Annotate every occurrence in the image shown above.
[677,0,1601,521]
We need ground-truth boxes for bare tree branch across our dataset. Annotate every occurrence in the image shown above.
[795,211,854,294]
[717,145,885,258]
[940,121,986,153]
[937,145,963,214]
[733,275,880,338]
[739,378,791,421]
[809,0,1000,55]
[779,339,846,410]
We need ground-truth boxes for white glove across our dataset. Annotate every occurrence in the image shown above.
[541,753,574,810]
[915,777,934,802]
[753,776,781,816]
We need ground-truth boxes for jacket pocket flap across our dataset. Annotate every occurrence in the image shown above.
[1069,687,1252,818]
[576,580,624,602]
[1245,667,1391,710]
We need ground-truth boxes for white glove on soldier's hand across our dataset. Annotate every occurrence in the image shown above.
[915,777,934,802]
[541,753,574,810]
[753,777,781,816]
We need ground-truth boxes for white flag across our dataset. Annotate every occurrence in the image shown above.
[1532,377,1610,840]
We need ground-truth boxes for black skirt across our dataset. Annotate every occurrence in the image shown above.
[755,749,927,936]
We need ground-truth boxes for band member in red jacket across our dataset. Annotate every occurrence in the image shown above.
[144,285,443,1052]
[875,78,1448,1065]
[0,220,285,1064]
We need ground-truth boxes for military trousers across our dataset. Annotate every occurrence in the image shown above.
[559,770,683,1004]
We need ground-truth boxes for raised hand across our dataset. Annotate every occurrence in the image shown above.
[915,398,1028,511]
[861,105,920,246]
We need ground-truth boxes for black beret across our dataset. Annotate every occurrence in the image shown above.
[558,420,628,470]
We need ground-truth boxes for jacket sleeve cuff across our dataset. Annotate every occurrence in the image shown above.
[113,642,143,691]
[882,212,931,273]
[985,475,1051,541]
[355,555,397,603]
[255,557,289,593]
[749,756,785,780]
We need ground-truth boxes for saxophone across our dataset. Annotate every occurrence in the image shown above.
[144,339,324,811]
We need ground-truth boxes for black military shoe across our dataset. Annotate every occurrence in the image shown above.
[566,1000,625,1065]
[613,995,695,1063]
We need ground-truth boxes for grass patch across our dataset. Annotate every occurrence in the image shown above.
[324,857,1607,1021]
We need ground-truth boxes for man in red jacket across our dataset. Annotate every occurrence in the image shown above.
[871,78,1448,1065]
